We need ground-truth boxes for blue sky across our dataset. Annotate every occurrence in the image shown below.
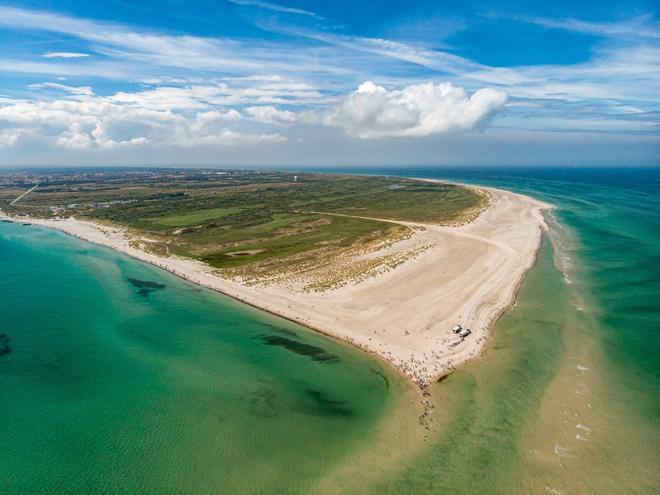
[0,0,658,166]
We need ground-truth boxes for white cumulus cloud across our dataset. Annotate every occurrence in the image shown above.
[323,81,507,138]
[0,88,281,150]
[245,105,296,124]
[0,129,23,147]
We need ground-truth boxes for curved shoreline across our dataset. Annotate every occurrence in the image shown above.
[1,180,552,388]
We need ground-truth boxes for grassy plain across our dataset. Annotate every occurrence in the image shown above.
[1,169,485,274]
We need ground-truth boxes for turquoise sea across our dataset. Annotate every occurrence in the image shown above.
[1,167,659,493]
[0,221,404,493]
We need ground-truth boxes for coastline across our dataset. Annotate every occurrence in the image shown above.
[1,180,552,387]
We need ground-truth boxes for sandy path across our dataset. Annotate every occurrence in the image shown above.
[10,184,38,205]
[1,182,551,387]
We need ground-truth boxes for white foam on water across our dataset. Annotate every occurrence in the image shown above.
[576,423,592,433]
[545,486,563,495]
[576,364,590,372]
[576,434,587,441]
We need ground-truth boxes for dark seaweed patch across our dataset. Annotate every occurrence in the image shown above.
[0,334,10,356]
[127,278,166,289]
[370,368,390,389]
[300,389,352,417]
[259,323,299,338]
[259,334,339,363]
[127,277,166,298]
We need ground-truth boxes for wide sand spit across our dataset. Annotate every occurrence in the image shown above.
[2,180,552,387]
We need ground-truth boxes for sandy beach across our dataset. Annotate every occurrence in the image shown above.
[1,181,551,387]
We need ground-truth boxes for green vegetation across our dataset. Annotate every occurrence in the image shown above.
[317,181,482,224]
[200,215,393,269]
[148,207,243,227]
[1,169,485,274]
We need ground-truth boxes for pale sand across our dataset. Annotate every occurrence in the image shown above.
[1,182,551,387]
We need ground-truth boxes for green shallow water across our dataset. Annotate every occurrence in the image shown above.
[0,223,401,494]
[2,167,659,494]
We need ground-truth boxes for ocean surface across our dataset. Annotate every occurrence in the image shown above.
[2,167,659,493]
[0,221,405,493]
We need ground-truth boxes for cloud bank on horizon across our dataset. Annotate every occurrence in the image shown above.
[0,1,657,166]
